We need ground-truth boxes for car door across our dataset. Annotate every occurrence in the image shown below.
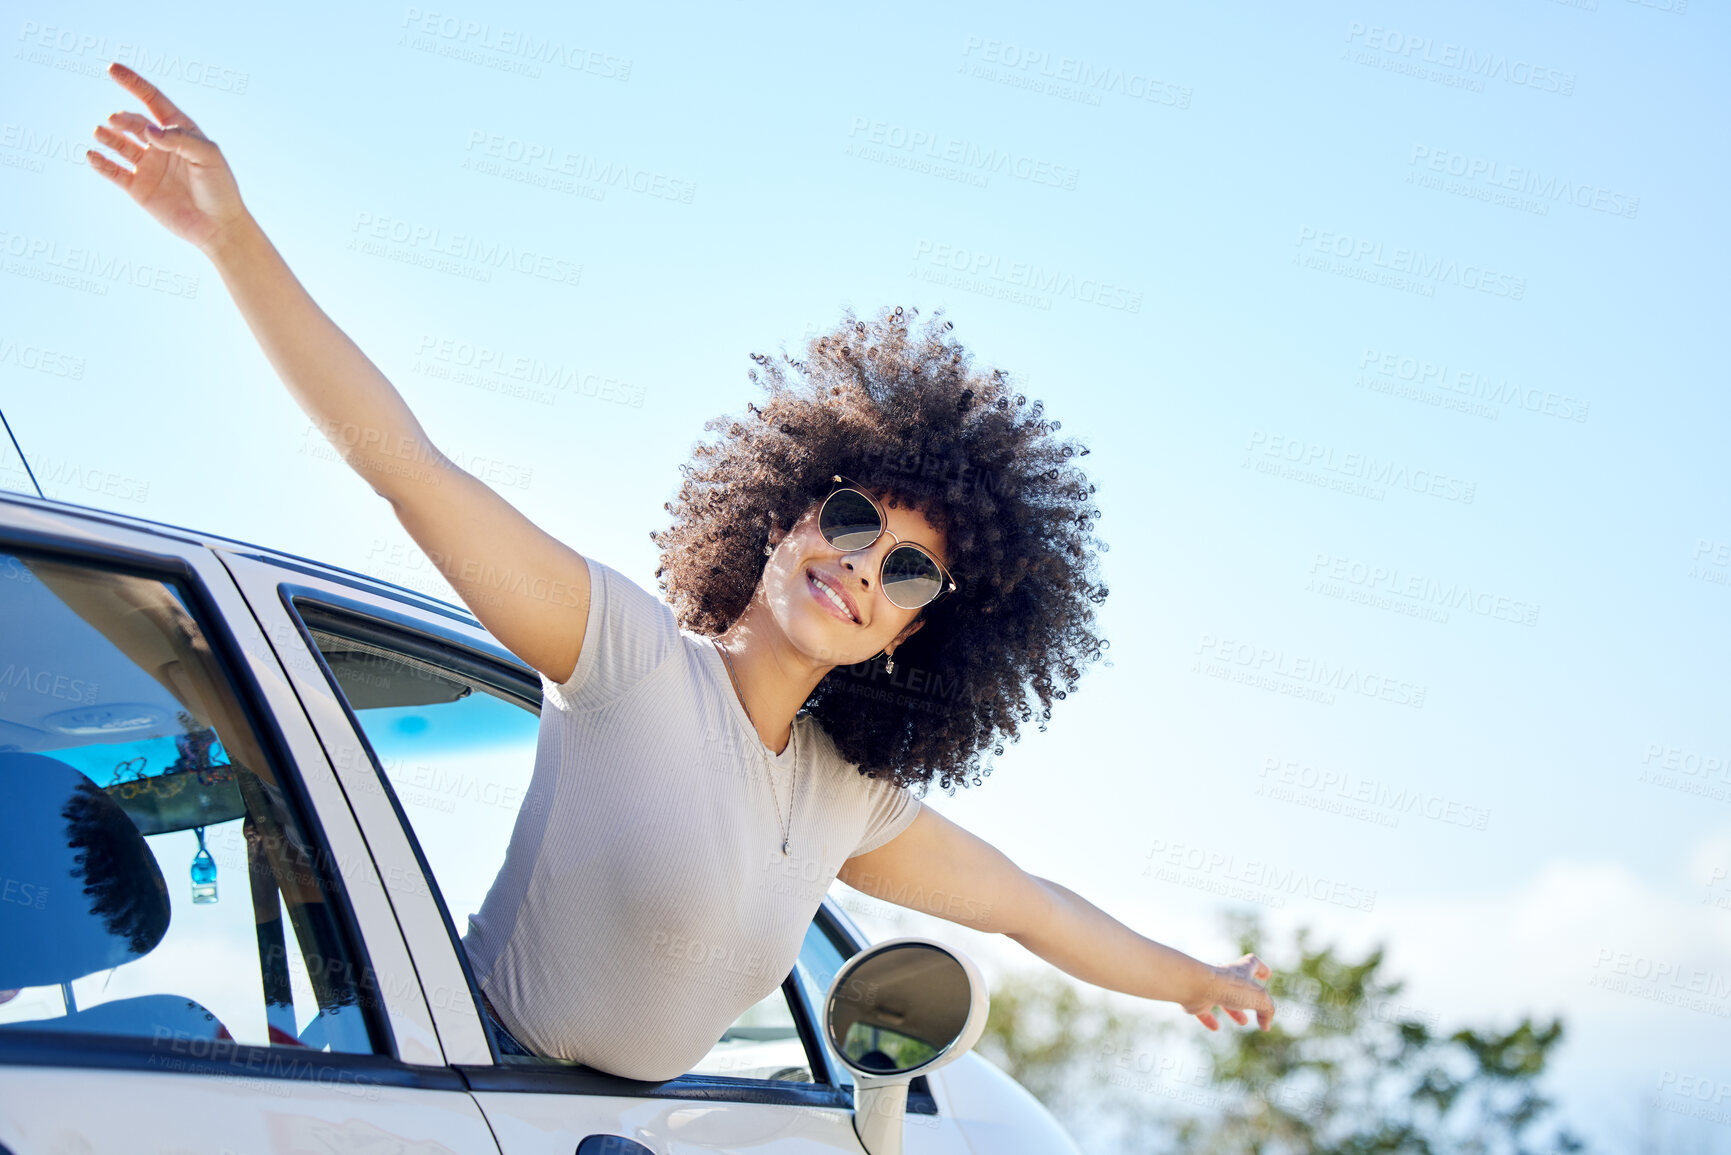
[219,546,951,1153]
[0,497,501,1154]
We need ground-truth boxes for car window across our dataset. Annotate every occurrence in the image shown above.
[0,550,379,1055]
[793,913,858,1087]
[297,607,825,1083]
[684,980,812,1082]
[301,621,543,939]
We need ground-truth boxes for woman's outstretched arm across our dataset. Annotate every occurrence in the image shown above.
[87,63,591,683]
[837,806,1276,1032]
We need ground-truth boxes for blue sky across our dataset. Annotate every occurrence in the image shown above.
[3,0,1728,1148]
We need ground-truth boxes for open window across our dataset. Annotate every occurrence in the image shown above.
[287,597,833,1087]
[0,550,381,1056]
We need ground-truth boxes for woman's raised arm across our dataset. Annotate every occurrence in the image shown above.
[87,63,591,683]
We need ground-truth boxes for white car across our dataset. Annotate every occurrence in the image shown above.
[0,489,1082,1155]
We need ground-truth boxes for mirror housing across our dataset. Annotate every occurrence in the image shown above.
[821,936,989,1155]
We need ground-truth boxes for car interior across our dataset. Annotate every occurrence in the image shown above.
[0,550,373,1054]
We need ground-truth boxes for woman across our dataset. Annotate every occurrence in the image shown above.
[87,62,1275,1081]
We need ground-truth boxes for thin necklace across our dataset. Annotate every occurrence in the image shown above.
[713,638,799,856]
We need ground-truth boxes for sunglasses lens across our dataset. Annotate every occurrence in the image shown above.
[819,489,882,551]
[882,546,945,610]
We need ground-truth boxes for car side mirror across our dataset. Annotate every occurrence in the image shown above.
[822,936,989,1155]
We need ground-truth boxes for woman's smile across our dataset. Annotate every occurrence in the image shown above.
[805,567,860,624]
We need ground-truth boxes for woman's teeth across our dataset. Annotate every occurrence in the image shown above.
[812,574,853,620]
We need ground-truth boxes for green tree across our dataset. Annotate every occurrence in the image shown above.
[978,913,1591,1155]
[977,962,1177,1142]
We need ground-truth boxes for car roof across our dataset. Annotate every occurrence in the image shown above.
[0,488,482,627]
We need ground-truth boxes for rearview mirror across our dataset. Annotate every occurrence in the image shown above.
[822,937,988,1155]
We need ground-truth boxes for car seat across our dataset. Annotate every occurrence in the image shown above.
[0,751,228,1041]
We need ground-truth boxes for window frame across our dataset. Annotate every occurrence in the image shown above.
[0,520,467,1094]
[271,583,936,1112]
[279,584,539,1071]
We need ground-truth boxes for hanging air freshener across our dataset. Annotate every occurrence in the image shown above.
[191,824,217,904]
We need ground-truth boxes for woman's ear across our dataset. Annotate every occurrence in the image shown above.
[891,618,926,648]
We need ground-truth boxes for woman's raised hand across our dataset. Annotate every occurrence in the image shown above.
[1182,952,1276,1031]
[87,63,247,254]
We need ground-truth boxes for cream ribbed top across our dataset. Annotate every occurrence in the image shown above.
[461,555,921,1080]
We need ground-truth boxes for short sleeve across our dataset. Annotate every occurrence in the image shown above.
[851,776,923,857]
[542,556,682,712]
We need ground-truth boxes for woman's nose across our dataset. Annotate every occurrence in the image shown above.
[840,555,871,588]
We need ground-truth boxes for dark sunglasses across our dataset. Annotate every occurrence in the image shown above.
[816,475,957,611]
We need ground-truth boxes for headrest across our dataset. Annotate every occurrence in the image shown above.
[0,752,171,991]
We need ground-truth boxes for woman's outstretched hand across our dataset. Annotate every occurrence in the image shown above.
[1182,953,1276,1031]
[86,62,247,255]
